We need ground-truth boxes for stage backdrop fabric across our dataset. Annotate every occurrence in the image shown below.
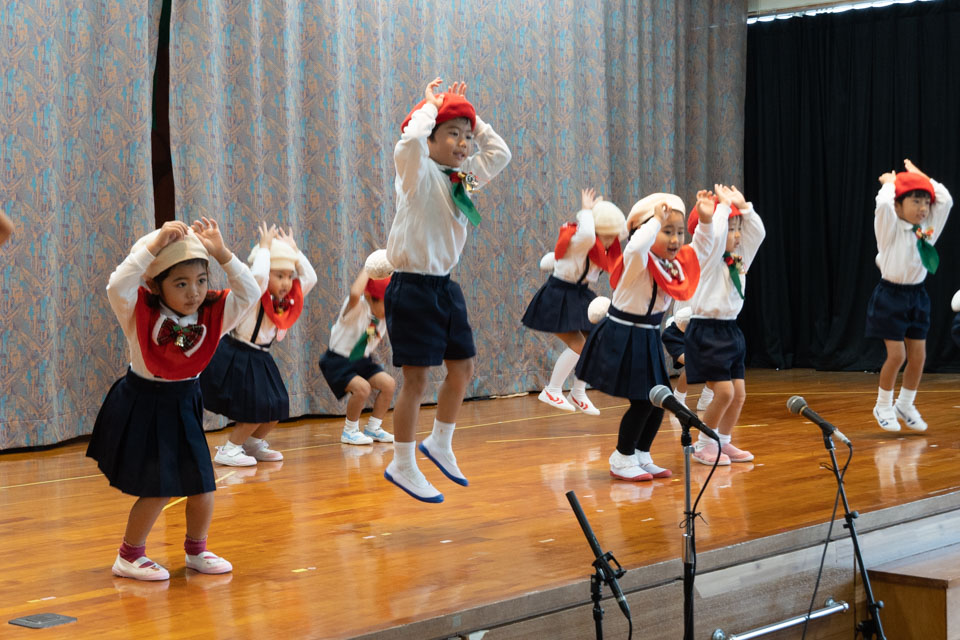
[743,0,960,373]
[0,0,745,448]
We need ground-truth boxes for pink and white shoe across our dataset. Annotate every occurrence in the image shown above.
[538,388,575,412]
[609,450,653,481]
[692,443,731,466]
[112,554,170,581]
[720,442,754,463]
[185,551,233,574]
[568,393,600,416]
[243,439,284,461]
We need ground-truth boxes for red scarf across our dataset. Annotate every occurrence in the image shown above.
[609,245,701,301]
[135,288,228,379]
[553,223,622,273]
[260,279,303,330]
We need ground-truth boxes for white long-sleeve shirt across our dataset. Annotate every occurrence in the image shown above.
[689,203,765,320]
[552,208,603,284]
[107,246,264,381]
[386,102,512,275]
[874,180,953,284]
[229,247,318,346]
[611,217,715,316]
[328,297,387,359]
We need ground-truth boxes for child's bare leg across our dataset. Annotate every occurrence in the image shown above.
[436,358,474,424]
[557,331,586,354]
[716,379,746,436]
[879,339,906,391]
[183,492,232,573]
[702,380,734,433]
[251,420,278,440]
[894,338,928,431]
[675,368,688,395]
[385,365,442,501]
[393,365,429,443]
[123,497,169,546]
[226,422,261,446]
[368,372,396,419]
[344,376,372,423]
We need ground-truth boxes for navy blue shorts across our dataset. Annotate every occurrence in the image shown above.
[865,279,930,341]
[319,350,386,399]
[661,323,685,369]
[384,272,476,367]
[684,318,745,384]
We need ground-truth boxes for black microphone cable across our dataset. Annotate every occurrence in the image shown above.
[800,441,853,640]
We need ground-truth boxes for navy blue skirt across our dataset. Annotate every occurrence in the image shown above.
[319,349,385,399]
[521,276,596,333]
[86,369,216,497]
[575,308,669,400]
[199,335,289,423]
[661,323,685,369]
[865,279,931,341]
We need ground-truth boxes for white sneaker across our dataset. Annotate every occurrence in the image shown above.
[185,551,233,574]
[608,450,653,481]
[568,393,601,416]
[384,461,443,503]
[420,436,468,486]
[873,405,900,432]
[242,439,283,461]
[214,443,257,466]
[895,404,928,432]
[635,452,672,478]
[112,554,170,581]
[538,388,576,412]
[363,425,395,443]
[341,429,374,445]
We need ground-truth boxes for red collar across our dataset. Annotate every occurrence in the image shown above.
[135,288,228,378]
[608,245,701,301]
[261,279,303,330]
[554,223,621,273]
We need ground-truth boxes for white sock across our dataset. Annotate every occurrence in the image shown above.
[366,416,383,431]
[877,387,894,408]
[701,386,715,402]
[222,440,243,453]
[548,348,580,390]
[896,387,917,408]
[718,434,731,447]
[635,451,653,465]
[674,390,687,405]
[431,419,455,450]
[571,377,588,399]
[697,432,713,447]
[392,441,416,470]
[344,418,360,433]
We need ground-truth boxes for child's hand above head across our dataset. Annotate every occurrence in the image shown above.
[726,185,748,210]
[714,184,732,206]
[258,221,278,249]
[447,81,467,97]
[879,171,896,185]
[653,201,671,224]
[192,217,233,264]
[581,187,599,210]
[277,226,299,253]
[903,159,929,179]
[425,77,444,109]
[696,189,716,224]
[146,220,190,256]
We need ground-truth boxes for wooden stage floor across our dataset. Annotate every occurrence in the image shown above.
[1,368,959,639]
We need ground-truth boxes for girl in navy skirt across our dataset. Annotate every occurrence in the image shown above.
[87,219,261,580]
[522,188,624,415]
[661,304,716,428]
[576,191,716,481]
[202,224,317,466]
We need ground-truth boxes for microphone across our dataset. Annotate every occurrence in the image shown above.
[649,385,720,441]
[565,491,631,619]
[786,396,851,446]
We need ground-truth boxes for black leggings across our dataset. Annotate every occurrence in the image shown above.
[616,399,665,455]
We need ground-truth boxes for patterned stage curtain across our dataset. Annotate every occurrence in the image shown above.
[0,0,745,447]
[0,1,163,448]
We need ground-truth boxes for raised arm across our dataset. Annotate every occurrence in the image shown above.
[345,269,370,315]
[394,78,443,197]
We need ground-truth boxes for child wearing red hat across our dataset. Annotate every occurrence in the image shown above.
[868,159,953,432]
[384,77,511,502]
[683,184,766,466]
[521,187,625,415]
[319,250,396,445]
[576,191,716,481]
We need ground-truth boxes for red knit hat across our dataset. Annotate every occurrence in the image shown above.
[895,172,936,203]
[401,93,476,134]
[365,276,390,300]
[687,199,741,236]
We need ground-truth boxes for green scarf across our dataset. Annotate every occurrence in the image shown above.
[723,252,744,299]
[348,317,379,361]
[442,169,481,226]
[912,225,939,274]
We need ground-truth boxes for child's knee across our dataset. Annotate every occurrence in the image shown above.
[446,358,474,383]
[347,377,373,400]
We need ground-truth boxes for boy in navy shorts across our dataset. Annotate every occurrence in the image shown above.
[383,78,511,502]
[868,160,953,432]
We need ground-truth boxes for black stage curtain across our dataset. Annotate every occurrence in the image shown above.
[742,0,960,373]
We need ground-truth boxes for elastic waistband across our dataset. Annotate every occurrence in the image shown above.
[393,271,452,289]
[879,279,925,292]
[124,367,200,392]
[547,275,589,290]
[226,334,272,352]
[608,306,663,326]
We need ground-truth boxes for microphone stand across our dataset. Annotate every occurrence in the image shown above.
[820,433,886,639]
[679,422,696,640]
